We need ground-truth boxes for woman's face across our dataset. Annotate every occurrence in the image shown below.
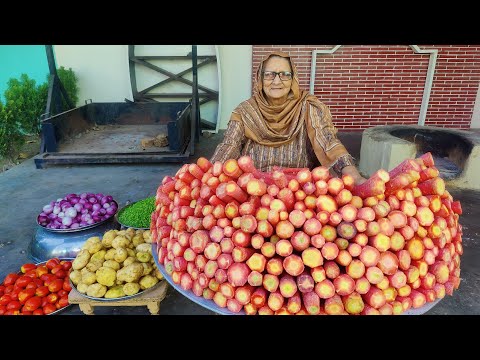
[262,56,292,105]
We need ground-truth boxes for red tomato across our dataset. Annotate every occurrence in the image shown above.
[54,269,67,279]
[0,285,5,296]
[4,309,20,315]
[51,264,63,274]
[42,303,57,315]
[25,282,38,290]
[41,297,49,307]
[6,300,22,311]
[57,295,69,308]
[35,265,49,278]
[32,308,44,315]
[14,275,33,288]
[20,263,37,274]
[4,285,14,295]
[46,293,59,304]
[24,296,42,312]
[57,289,68,298]
[41,274,56,285]
[18,288,36,304]
[46,258,60,270]
[0,305,6,315]
[3,273,19,286]
[61,261,72,271]
[10,288,21,300]
[33,278,44,287]
[35,286,50,297]
[24,269,39,279]
[48,279,64,293]
[63,280,72,292]
[20,308,33,315]
[1,294,13,307]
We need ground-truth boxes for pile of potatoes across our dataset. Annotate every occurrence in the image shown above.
[69,228,164,299]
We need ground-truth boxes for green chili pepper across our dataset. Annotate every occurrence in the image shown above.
[118,196,155,228]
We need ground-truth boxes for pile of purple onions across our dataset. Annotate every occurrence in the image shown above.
[37,193,118,230]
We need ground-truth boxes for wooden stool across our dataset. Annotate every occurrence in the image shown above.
[68,280,168,315]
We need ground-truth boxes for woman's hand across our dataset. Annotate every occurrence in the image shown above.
[341,165,367,186]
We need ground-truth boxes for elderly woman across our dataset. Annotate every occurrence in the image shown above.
[210,51,366,185]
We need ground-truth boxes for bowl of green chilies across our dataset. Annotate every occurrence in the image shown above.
[115,196,156,230]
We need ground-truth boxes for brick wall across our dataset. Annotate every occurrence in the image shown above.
[252,45,480,130]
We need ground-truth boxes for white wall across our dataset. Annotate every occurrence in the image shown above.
[54,45,253,129]
[54,45,132,104]
[471,82,480,128]
[217,45,252,129]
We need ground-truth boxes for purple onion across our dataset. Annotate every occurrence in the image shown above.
[106,207,116,216]
[86,219,94,225]
[43,204,53,215]
[74,203,83,212]
[38,215,48,224]
[80,193,88,199]
[65,207,77,218]
[84,203,92,210]
[48,213,57,220]
[58,212,64,218]
[79,198,87,205]
[99,208,106,215]
[92,203,102,211]
[62,216,73,226]
[70,197,80,204]
[79,221,88,227]
[103,202,111,209]
[81,209,89,215]
[92,215,101,222]
[53,205,61,215]
[70,223,80,229]
[88,197,97,204]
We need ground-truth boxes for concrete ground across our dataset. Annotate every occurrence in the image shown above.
[0,131,478,315]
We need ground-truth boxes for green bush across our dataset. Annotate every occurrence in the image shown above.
[3,74,46,135]
[0,102,25,159]
[0,67,79,160]
[57,66,79,107]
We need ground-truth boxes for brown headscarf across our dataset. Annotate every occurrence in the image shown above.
[230,51,330,147]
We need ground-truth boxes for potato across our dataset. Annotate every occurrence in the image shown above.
[141,263,153,276]
[102,230,118,248]
[104,248,117,261]
[69,270,82,285]
[90,249,107,262]
[76,282,89,294]
[114,248,128,263]
[136,251,151,263]
[123,256,137,267]
[86,283,107,298]
[139,275,159,290]
[83,237,103,254]
[104,285,125,299]
[132,234,145,247]
[85,261,102,273]
[95,266,117,287]
[143,230,152,244]
[123,282,141,296]
[72,249,91,270]
[103,260,121,271]
[154,268,164,281]
[126,248,136,258]
[112,236,130,249]
[125,227,136,239]
[81,270,97,285]
[117,262,144,283]
[136,243,151,254]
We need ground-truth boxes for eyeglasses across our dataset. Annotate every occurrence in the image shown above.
[262,71,293,81]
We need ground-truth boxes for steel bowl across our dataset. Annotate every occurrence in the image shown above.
[37,201,119,233]
[28,218,120,263]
